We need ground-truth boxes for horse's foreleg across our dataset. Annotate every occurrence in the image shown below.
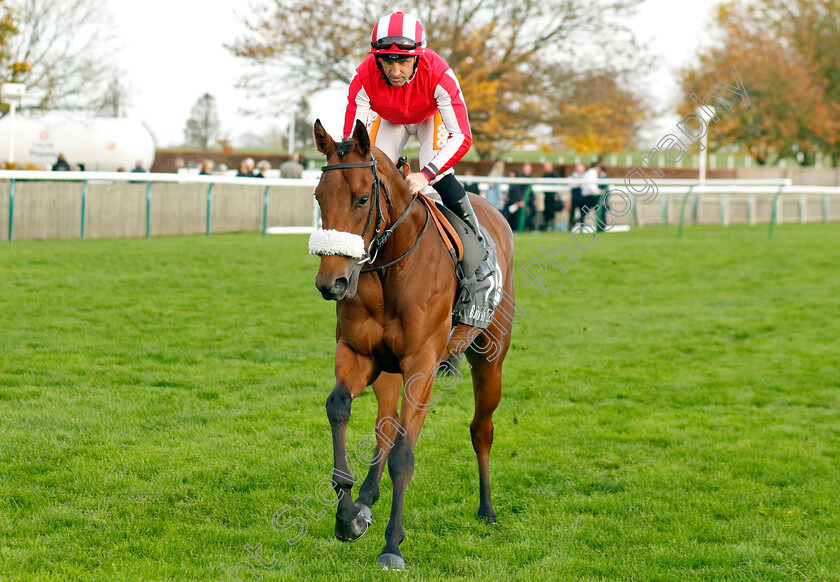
[328,339,376,542]
[378,353,439,570]
[356,372,401,510]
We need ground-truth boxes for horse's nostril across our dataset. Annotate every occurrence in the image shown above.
[332,277,348,295]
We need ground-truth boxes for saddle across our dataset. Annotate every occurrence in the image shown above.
[398,158,501,329]
[416,194,500,329]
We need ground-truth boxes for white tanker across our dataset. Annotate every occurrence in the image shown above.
[0,112,156,171]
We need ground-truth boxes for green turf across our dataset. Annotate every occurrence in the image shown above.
[0,224,838,581]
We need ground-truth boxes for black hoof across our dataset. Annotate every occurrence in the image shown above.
[478,507,497,524]
[378,552,405,570]
[334,504,372,542]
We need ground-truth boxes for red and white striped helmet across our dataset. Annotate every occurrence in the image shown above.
[370,12,426,60]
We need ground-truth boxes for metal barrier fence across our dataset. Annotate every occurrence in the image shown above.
[0,171,320,242]
[459,177,840,237]
[1,172,837,242]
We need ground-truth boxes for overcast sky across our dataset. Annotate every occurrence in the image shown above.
[106,0,720,149]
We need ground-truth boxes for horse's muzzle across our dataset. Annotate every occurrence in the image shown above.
[316,274,349,301]
[315,261,361,301]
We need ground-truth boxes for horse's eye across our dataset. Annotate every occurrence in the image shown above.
[357,196,369,207]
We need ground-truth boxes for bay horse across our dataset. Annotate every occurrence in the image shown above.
[310,119,515,570]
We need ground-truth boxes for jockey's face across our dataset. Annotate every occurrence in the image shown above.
[379,57,417,87]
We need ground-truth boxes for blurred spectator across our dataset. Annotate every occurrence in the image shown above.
[214,163,228,175]
[280,153,304,178]
[255,160,271,178]
[463,168,480,195]
[597,164,610,231]
[52,153,70,172]
[581,161,601,226]
[568,163,586,230]
[131,160,147,173]
[237,157,256,177]
[541,161,559,231]
[484,160,505,211]
[505,163,536,232]
[199,159,215,175]
[173,158,185,173]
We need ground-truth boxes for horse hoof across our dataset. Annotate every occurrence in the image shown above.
[478,508,497,524]
[334,504,372,542]
[378,552,405,571]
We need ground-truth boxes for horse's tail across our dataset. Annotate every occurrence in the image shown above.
[437,353,466,380]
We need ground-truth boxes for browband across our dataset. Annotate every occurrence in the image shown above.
[321,159,378,171]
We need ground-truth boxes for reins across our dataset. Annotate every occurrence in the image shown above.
[320,156,429,272]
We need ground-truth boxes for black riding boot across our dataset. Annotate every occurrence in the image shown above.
[433,174,493,280]
[447,194,485,243]
[433,174,485,241]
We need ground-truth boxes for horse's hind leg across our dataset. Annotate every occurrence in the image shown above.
[466,340,505,524]
[356,372,402,511]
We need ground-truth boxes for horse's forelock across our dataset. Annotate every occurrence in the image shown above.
[336,138,355,159]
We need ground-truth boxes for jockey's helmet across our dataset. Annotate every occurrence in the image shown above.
[370,12,426,61]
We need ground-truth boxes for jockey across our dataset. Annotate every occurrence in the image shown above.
[344,11,489,256]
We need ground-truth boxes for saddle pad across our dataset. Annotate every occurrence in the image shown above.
[417,194,463,262]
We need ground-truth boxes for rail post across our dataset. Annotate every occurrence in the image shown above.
[80,180,88,239]
[145,181,153,238]
[768,185,786,238]
[262,185,270,236]
[8,179,15,242]
[677,185,696,238]
[206,183,213,237]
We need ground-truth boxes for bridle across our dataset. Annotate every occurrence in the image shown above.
[320,156,430,273]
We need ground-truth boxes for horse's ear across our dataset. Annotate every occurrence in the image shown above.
[314,119,335,156]
[352,119,370,158]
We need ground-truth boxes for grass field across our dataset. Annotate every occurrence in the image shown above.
[0,224,838,581]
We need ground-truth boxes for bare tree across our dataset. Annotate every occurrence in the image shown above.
[184,93,221,150]
[95,75,132,117]
[2,0,119,110]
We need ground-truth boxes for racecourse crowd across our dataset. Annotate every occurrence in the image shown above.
[48,152,308,179]
[462,159,611,232]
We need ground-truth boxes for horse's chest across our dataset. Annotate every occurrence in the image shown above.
[347,317,402,350]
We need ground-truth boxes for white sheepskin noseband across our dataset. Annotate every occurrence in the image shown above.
[308,229,366,259]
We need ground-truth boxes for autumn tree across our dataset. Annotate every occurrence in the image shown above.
[230,0,652,158]
[1,0,118,111]
[679,0,840,165]
[545,69,649,156]
[184,93,221,150]
[0,1,18,66]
